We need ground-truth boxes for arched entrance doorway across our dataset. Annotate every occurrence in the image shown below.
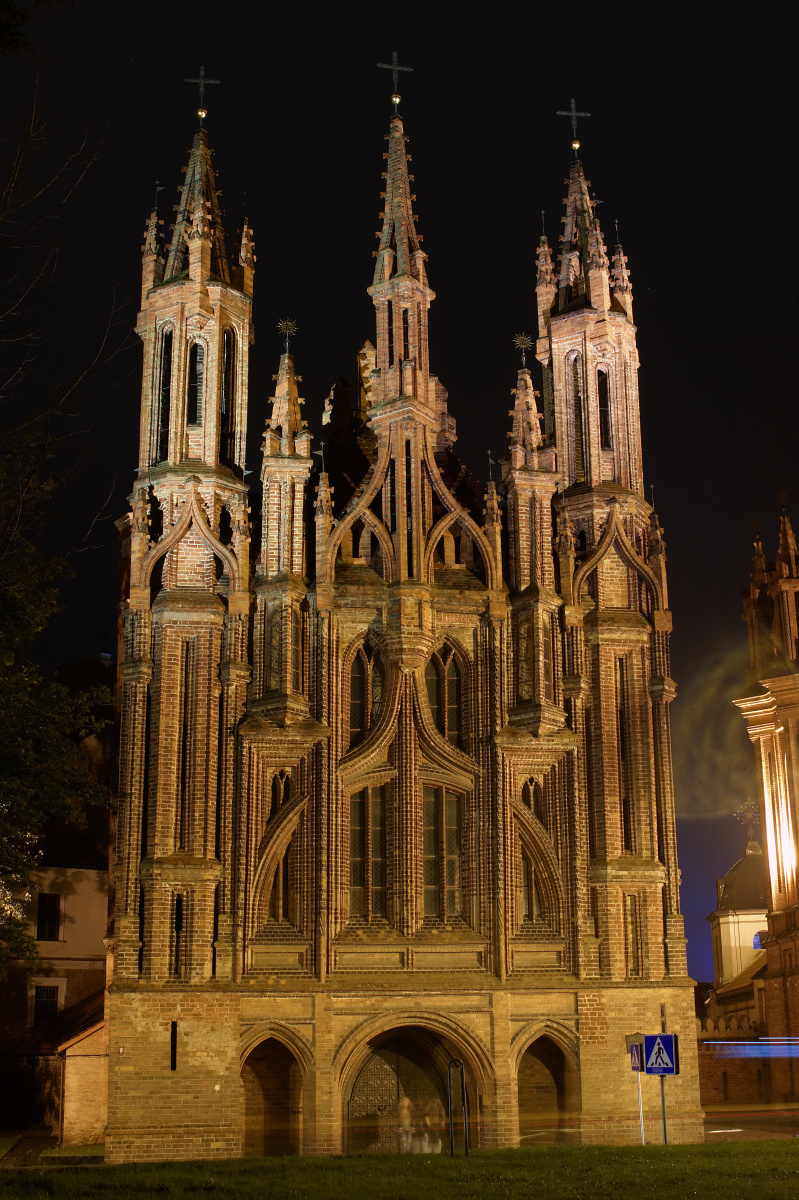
[241,1038,303,1156]
[346,1027,473,1154]
[517,1035,578,1143]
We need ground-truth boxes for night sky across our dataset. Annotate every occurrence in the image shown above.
[11,0,797,982]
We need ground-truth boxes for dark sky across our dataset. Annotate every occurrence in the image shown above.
[12,0,796,981]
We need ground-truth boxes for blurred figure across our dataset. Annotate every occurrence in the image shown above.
[397,1095,414,1153]
[423,1096,446,1153]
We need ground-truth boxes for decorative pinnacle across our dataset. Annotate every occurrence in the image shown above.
[183,65,220,125]
[556,97,591,153]
[277,318,298,354]
[377,51,413,113]
[513,332,533,368]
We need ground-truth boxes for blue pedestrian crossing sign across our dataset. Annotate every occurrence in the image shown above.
[630,1042,641,1071]
[644,1034,679,1075]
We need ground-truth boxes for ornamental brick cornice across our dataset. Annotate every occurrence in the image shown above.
[120,658,153,682]
[587,857,667,884]
[649,675,677,703]
[139,856,223,884]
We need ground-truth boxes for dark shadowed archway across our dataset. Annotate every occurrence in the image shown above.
[241,1037,303,1156]
[517,1035,579,1143]
[346,1027,473,1154]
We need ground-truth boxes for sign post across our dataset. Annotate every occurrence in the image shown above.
[643,1034,679,1145]
[625,1032,645,1144]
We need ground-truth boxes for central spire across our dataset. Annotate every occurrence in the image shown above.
[367,109,435,410]
[165,127,229,283]
[373,115,427,286]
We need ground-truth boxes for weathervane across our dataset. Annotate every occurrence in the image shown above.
[735,799,760,843]
[650,484,655,510]
[376,51,414,113]
[277,318,298,354]
[183,65,220,125]
[487,450,496,483]
[615,218,620,244]
[556,97,591,154]
[513,333,533,368]
[154,179,164,210]
[540,209,546,237]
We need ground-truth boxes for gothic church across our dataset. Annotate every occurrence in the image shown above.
[108,94,702,1160]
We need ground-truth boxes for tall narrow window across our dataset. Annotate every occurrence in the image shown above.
[266,611,281,691]
[349,786,387,920]
[187,342,205,426]
[405,439,414,576]
[348,646,385,748]
[402,307,410,360]
[517,617,532,701]
[36,893,60,942]
[387,300,394,366]
[598,370,612,450]
[446,657,462,746]
[617,657,634,852]
[425,658,441,730]
[542,616,554,702]
[291,608,302,693]
[520,853,543,922]
[625,893,641,977]
[532,781,545,824]
[371,656,385,726]
[221,328,236,467]
[423,786,462,918]
[177,640,193,852]
[172,894,185,978]
[585,710,597,859]
[268,841,294,925]
[350,654,366,746]
[158,330,173,463]
[572,357,585,483]
[426,646,464,747]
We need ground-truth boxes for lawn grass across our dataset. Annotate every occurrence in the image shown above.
[1,1142,798,1199]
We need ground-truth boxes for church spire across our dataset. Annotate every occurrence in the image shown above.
[165,126,229,284]
[367,107,435,409]
[265,353,307,455]
[373,114,427,286]
[777,508,798,578]
[555,159,609,312]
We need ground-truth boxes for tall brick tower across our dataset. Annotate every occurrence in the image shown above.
[106,103,701,1163]
[735,510,799,1099]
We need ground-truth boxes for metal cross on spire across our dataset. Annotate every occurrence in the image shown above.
[183,65,220,125]
[377,51,414,112]
[735,799,760,843]
[556,97,591,153]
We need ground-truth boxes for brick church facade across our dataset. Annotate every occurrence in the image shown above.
[735,511,799,1102]
[107,99,702,1161]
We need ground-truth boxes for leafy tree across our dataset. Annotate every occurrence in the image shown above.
[0,23,121,978]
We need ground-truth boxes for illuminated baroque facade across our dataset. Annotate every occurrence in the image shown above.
[736,513,799,1099]
[106,105,702,1161]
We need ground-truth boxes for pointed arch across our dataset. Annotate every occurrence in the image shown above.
[512,808,566,934]
[422,509,497,591]
[572,502,663,610]
[138,482,242,591]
